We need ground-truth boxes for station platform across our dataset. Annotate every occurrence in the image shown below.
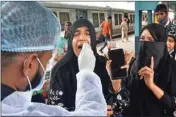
[96,34,135,55]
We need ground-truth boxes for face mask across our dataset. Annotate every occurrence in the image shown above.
[138,41,165,71]
[159,17,168,25]
[25,58,46,91]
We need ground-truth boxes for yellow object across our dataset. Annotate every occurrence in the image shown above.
[154,15,159,24]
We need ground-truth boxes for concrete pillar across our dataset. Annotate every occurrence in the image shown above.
[135,10,142,55]
[134,1,159,55]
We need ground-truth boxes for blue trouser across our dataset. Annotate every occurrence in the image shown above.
[99,35,109,52]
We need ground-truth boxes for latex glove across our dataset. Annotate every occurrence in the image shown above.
[78,43,96,72]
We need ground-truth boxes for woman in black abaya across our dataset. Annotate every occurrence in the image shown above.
[123,23,176,116]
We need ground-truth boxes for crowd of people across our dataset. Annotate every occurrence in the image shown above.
[1,1,176,117]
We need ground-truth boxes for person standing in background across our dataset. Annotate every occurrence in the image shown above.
[99,16,112,53]
[166,24,176,60]
[120,18,128,43]
[54,21,72,61]
[154,4,172,27]
[125,16,130,32]
[46,21,72,72]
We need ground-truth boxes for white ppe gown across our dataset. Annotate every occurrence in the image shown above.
[2,70,107,116]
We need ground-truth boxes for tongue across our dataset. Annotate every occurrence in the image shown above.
[78,46,82,49]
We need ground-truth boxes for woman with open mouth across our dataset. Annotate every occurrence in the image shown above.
[48,18,127,116]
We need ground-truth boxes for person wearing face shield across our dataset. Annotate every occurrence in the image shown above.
[121,23,176,116]
[1,2,107,116]
[48,18,122,116]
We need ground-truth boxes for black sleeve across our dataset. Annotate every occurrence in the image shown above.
[159,67,176,113]
[94,56,112,103]
[100,68,112,99]
[123,57,137,88]
[111,86,130,114]
[47,68,65,107]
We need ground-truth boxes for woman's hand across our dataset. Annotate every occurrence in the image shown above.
[138,56,155,89]
[138,56,164,99]
[54,53,65,62]
[107,105,113,117]
[121,51,135,70]
[106,60,112,77]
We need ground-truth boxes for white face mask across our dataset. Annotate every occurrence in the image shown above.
[2,58,46,110]
[25,58,46,91]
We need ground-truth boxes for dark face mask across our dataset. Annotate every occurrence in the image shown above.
[138,41,165,71]
[159,17,168,25]
[25,68,41,91]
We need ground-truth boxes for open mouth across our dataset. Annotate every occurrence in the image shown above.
[78,45,83,49]
[77,42,90,53]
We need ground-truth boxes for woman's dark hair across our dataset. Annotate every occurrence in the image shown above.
[155,4,168,13]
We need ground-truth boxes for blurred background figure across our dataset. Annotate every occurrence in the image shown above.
[120,18,128,43]
[99,16,112,53]
[154,4,172,27]
[46,21,72,73]
[96,20,105,44]
[54,21,72,62]
[166,24,176,60]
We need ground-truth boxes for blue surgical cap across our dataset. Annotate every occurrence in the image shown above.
[1,2,61,52]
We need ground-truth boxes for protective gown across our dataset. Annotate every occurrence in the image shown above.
[2,70,107,116]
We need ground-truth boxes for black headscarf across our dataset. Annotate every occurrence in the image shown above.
[140,23,168,42]
[138,23,171,89]
[138,23,169,70]
[54,19,98,69]
[131,23,171,89]
[49,19,111,109]
[142,24,168,67]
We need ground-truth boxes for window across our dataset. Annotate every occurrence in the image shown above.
[130,14,133,24]
[114,14,119,25]
[92,13,99,28]
[76,10,88,19]
[119,14,122,25]
[99,13,105,24]
[114,14,122,25]
[59,12,70,31]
